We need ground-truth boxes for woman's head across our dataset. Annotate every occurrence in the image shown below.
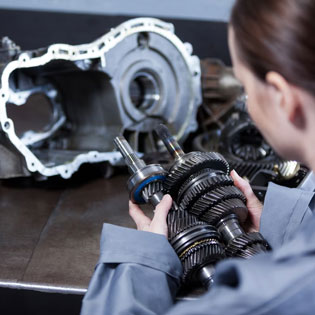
[228,0,315,166]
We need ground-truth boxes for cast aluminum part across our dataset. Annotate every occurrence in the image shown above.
[0,18,202,179]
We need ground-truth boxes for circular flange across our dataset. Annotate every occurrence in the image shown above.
[127,164,167,203]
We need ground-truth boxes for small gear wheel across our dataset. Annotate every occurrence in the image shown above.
[225,232,270,258]
[164,152,230,198]
[141,181,164,201]
[181,240,225,284]
[167,209,208,240]
[167,209,225,285]
[200,198,248,224]
[190,186,246,224]
[178,174,234,211]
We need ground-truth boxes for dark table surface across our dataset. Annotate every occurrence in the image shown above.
[0,170,153,295]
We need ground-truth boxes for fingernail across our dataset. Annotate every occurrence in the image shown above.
[163,194,171,200]
[231,169,239,177]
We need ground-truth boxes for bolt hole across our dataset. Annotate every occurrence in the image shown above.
[4,121,10,130]
[137,32,150,47]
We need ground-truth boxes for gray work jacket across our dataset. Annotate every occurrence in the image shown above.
[81,182,315,315]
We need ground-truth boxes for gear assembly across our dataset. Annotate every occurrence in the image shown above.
[114,124,270,290]
[2,4,315,313]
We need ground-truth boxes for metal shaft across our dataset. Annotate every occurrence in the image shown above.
[198,265,216,289]
[217,214,244,243]
[155,124,185,160]
[114,136,146,174]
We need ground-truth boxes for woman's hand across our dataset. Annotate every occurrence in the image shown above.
[230,170,263,232]
[129,194,173,237]
[129,171,262,236]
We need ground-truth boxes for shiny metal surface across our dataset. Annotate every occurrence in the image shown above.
[197,265,215,289]
[115,135,167,205]
[114,136,146,174]
[217,214,244,243]
[155,124,185,160]
[0,18,201,179]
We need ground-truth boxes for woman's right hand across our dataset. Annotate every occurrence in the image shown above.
[230,170,263,232]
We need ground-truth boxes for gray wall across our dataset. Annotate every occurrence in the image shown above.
[0,0,235,22]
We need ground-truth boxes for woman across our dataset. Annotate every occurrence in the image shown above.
[81,1,315,314]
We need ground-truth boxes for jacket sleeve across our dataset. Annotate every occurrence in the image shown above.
[165,217,315,315]
[81,217,315,315]
[81,224,183,315]
[259,182,314,249]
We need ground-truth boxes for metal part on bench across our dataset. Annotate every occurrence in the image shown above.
[0,18,201,179]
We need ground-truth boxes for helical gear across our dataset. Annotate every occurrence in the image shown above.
[225,232,270,258]
[190,186,247,224]
[200,198,247,224]
[178,173,234,206]
[181,240,225,284]
[164,151,230,197]
[154,124,270,270]
[117,126,271,290]
[141,181,164,201]
[167,209,225,286]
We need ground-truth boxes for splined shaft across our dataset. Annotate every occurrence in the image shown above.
[113,136,146,174]
[114,135,226,289]
[167,209,225,289]
[155,124,270,259]
[114,136,166,206]
[155,124,185,160]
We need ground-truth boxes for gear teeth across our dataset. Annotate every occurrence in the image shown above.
[227,158,279,180]
[181,241,225,284]
[227,157,300,182]
[167,210,207,240]
[177,168,214,199]
[141,181,164,200]
[190,186,246,222]
[167,209,225,284]
[237,243,269,259]
[278,161,300,180]
[200,198,247,225]
[225,232,270,258]
[164,152,230,196]
[179,174,234,211]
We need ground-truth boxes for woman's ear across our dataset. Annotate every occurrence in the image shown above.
[266,71,305,129]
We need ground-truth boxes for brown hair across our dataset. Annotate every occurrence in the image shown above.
[230,0,315,96]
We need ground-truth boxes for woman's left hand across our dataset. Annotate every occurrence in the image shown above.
[231,170,263,232]
[129,194,173,238]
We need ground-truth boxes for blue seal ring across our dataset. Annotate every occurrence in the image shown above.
[133,175,166,203]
